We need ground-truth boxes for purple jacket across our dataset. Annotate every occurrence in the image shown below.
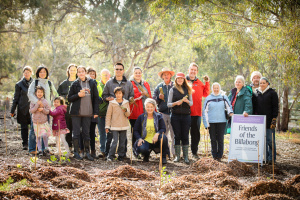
[49,105,67,130]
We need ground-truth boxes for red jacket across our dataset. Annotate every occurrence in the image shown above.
[187,76,210,116]
[129,81,152,120]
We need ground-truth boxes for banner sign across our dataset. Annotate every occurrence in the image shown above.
[228,115,266,165]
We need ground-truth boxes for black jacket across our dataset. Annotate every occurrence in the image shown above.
[253,87,278,129]
[11,78,33,124]
[57,79,74,103]
[68,78,100,116]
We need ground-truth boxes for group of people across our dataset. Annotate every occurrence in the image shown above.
[10,62,278,165]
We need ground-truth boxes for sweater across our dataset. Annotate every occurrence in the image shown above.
[29,98,50,124]
[105,99,130,130]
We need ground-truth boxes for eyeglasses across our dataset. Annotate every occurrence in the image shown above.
[115,68,123,71]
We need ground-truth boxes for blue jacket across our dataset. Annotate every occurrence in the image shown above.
[153,81,173,114]
[202,93,233,128]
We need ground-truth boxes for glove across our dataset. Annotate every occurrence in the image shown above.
[270,118,276,129]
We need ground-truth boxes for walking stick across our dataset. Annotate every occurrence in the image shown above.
[4,105,7,155]
[159,133,164,189]
[257,140,260,178]
[272,131,274,180]
[58,120,61,163]
[35,122,39,170]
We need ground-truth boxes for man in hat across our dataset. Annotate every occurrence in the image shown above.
[153,68,175,158]
[186,63,210,158]
[247,71,262,114]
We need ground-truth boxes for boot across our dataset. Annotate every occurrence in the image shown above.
[182,145,190,164]
[91,150,98,159]
[173,145,181,162]
[73,139,83,160]
[84,140,94,161]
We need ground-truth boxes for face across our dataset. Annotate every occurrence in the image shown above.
[39,68,47,79]
[162,72,171,82]
[77,68,86,80]
[188,66,198,78]
[23,70,32,80]
[36,89,44,99]
[69,66,77,78]
[176,77,184,85]
[88,71,96,79]
[114,65,124,77]
[145,103,155,114]
[54,99,61,107]
[133,69,142,81]
[115,91,123,100]
[213,84,220,94]
[101,71,110,84]
[252,75,261,86]
[260,79,268,90]
[235,79,244,90]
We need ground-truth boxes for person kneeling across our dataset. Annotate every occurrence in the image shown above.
[133,98,170,164]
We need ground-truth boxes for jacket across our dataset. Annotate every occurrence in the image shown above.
[67,77,100,116]
[98,80,109,117]
[153,81,173,114]
[49,105,68,130]
[57,79,75,103]
[129,80,152,120]
[102,76,134,102]
[186,76,210,116]
[29,98,50,124]
[11,77,33,124]
[253,87,278,129]
[105,99,130,130]
[202,93,233,128]
[228,86,253,115]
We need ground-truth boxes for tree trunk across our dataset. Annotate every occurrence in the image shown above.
[280,86,289,131]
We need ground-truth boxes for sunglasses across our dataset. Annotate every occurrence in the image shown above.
[115,68,123,71]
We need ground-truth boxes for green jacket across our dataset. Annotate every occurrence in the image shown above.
[98,80,108,117]
[228,86,253,115]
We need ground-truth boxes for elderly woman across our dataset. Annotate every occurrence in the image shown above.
[203,83,233,161]
[10,66,33,150]
[133,98,169,164]
[254,77,278,164]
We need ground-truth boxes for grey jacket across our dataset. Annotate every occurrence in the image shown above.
[102,76,134,102]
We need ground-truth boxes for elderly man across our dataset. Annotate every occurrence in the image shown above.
[186,63,210,158]
[153,68,175,158]
[247,71,262,114]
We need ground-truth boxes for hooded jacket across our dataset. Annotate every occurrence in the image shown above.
[228,86,253,115]
[49,105,68,130]
[105,98,130,130]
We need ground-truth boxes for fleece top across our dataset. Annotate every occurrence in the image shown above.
[105,99,130,131]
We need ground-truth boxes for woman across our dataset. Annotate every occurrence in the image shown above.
[67,66,99,161]
[203,83,233,161]
[227,75,253,133]
[167,72,193,164]
[27,65,58,154]
[129,67,152,151]
[57,64,77,150]
[10,66,33,150]
[254,77,278,165]
[133,98,169,164]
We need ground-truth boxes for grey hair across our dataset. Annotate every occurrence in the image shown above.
[100,68,110,75]
[133,66,142,72]
[144,98,157,108]
[250,71,262,81]
[189,62,199,69]
[235,75,245,86]
[211,82,225,95]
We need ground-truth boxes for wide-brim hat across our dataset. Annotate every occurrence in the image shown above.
[158,68,175,78]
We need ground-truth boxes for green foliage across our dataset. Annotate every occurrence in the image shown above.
[0,177,29,192]
[0,177,14,191]
[160,166,176,185]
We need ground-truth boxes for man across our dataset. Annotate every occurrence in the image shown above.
[247,71,262,114]
[97,69,111,158]
[102,63,134,157]
[153,68,175,157]
[186,63,210,158]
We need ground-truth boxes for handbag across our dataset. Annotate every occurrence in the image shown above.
[223,96,230,120]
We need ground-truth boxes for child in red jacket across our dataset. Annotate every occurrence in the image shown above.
[49,96,70,157]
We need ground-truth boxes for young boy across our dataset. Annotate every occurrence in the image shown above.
[105,87,130,161]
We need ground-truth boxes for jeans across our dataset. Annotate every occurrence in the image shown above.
[209,123,226,159]
[161,113,175,155]
[171,114,191,146]
[136,134,169,158]
[109,130,127,158]
[20,123,29,146]
[190,116,201,155]
[97,116,106,153]
[266,128,276,161]
[28,120,44,152]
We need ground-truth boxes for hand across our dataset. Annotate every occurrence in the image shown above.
[203,75,210,82]
[152,133,159,144]
[94,115,98,118]
[105,129,110,134]
[10,113,15,117]
[182,97,189,104]
[106,97,114,101]
[142,90,148,96]
[78,91,85,97]
[138,138,144,147]
[37,100,43,107]
[175,100,183,106]
[85,88,90,94]
[270,118,276,129]
[159,94,164,100]
[243,112,249,117]
[38,108,44,112]
[229,113,234,117]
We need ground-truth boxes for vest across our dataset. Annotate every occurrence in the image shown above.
[171,87,190,115]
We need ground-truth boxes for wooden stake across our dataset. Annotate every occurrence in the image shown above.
[4,105,7,155]
[272,131,275,180]
[159,133,164,188]
[130,142,133,165]
[58,120,61,163]
[206,129,208,157]
[35,122,39,170]
[257,140,260,178]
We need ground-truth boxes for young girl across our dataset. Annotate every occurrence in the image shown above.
[49,96,71,157]
[105,87,130,161]
[29,86,51,156]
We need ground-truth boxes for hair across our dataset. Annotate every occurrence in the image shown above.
[67,64,78,78]
[35,65,49,79]
[133,66,142,73]
[211,82,223,95]
[114,87,124,95]
[35,85,45,97]
[23,66,33,73]
[260,77,270,85]
[87,67,97,79]
[77,65,87,72]
[144,98,157,108]
[189,62,199,70]
[114,62,124,69]
[235,75,245,86]
[250,71,262,81]
[101,68,110,75]
[174,77,193,95]
[54,96,65,106]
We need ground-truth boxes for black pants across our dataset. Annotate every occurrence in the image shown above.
[130,119,137,147]
[105,131,113,156]
[209,123,226,159]
[72,116,91,140]
[20,123,29,146]
[171,114,191,145]
[65,108,73,148]
[136,134,169,158]
[80,121,96,151]
[190,116,201,154]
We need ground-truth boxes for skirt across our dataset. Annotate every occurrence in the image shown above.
[33,122,51,137]
[52,128,70,136]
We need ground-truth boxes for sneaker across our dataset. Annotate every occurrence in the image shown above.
[107,156,114,162]
[22,145,28,150]
[38,151,43,156]
[44,149,50,155]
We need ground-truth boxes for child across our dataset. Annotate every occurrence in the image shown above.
[49,96,71,157]
[105,87,130,161]
[29,86,51,156]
